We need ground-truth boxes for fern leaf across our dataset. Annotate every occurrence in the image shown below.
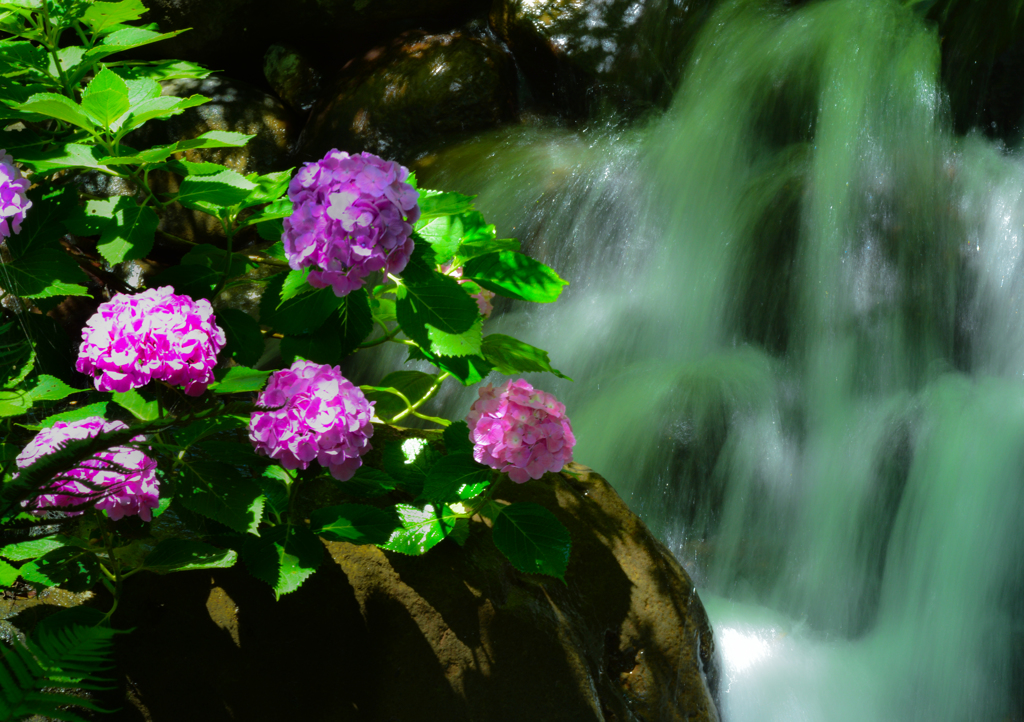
[0,622,123,721]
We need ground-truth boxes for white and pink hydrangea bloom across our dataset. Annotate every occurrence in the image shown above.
[466,379,575,483]
[76,286,226,396]
[248,359,375,481]
[0,149,31,239]
[282,149,419,296]
[17,417,160,521]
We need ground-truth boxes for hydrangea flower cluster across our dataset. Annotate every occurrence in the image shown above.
[76,286,226,396]
[466,379,575,483]
[282,149,419,297]
[16,417,160,521]
[249,359,375,481]
[439,261,495,318]
[0,149,31,240]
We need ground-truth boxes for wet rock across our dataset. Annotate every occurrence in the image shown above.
[298,29,517,164]
[263,43,322,114]
[490,0,713,117]
[136,0,494,83]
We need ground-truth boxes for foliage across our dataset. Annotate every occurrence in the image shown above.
[0,4,579,715]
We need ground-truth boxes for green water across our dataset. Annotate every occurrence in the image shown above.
[418,0,1024,718]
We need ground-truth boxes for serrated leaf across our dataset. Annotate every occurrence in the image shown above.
[396,273,479,349]
[16,92,95,132]
[481,334,571,380]
[427,317,483,358]
[20,546,102,592]
[175,460,265,535]
[0,557,18,585]
[241,524,322,599]
[81,1,148,35]
[457,236,520,261]
[259,272,345,335]
[1,187,86,297]
[415,189,475,222]
[381,503,456,555]
[217,309,264,367]
[382,438,440,497]
[27,375,84,402]
[363,370,438,423]
[211,366,271,395]
[81,67,130,128]
[177,168,258,214]
[0,535,68,562]
[150,264,219,300]
[406,344,493,386]
[14,140,111,174]
[82,26,186,65]
[112,388,159,421]
[257,217,284,242]
[463,250,568,303]
[493,502,571,581]
[142,539,237,574]
[25,402,109,430]
[101,130,257,165]
[111,59,213,83]
[180,243,250,277]
[310,503,401,545]
[442,421,474,455]
[421,453,491,505]
[342,467,399,498]
[96,197,158,264]
[117,93,206,134]
[241,169,292,208]
[279,268,312,303]
[20,280,90,299]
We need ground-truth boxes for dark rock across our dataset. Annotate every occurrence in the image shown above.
[298,29,518,164]
[136,0,494,85]
[263,43,322,114]
[490,0,713,117]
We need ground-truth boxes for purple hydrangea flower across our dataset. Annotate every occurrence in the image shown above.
[0,149,31,239]
[282,150,419,297]
[466,379,575,483]
[16,417,160,521]
[76,286,227,396]
[249,359,374,481]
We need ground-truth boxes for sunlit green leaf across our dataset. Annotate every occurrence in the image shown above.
[463,250,568,303]
[481,333,571,380]
[112,388,159,421]
[310,503,401,545]
[210,366,271,395]
[81,67,130,129]
[142,539,237,574]
[381,503,456,556]
[421,453,490,505]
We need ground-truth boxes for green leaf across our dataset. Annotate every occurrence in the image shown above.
[20,546,102,592]
[14,140,111,174]
[180,243,250,277]
[463,250,568,303]
[310,503,401,545]
[1,187,86,297]
[279,268,312,303]
[406,344,493,386]
[257,217,284,242]
[81,0,147,35]
[241,169,292,208]
[363,370,438,422]
[381,503,456,556]
[256,466,291,517]
[399,241,438,285]
[175,460,265,535]
[416,189,475,222]
[337,287,373,357]
[481,334,571,380]
[176,168,258,214]
[396,273,479,349]
[96,197,158,264]
[416,215,469,262]
[25,402,110,430]
[211,366,271,395]
[341,467,399,498]
[0,558,18,585]
[117,93,207,134]
[111,59,213,83]
[427,317,483,358]
[442,421,474,455]
[259,272,345,336]
[421,453,491,505]
[279,324,340,366]
[382,437,440,497]
[82,25,186,65]
[112,388,159,421]
[149,263,219,300]
[492,502,572,581]
[28,375,84,402]
[241,524,322,599]
[81,67,130,129]
[142,539,237,574]
[15,92,94,132]
[101,130,256,165]
[457,236,520,262]
[0,535,68,562]
[217,309,264,367]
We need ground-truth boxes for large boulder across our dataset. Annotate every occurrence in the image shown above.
[135,0,493,85]
[297,28,518,164]
[490,0,714,117]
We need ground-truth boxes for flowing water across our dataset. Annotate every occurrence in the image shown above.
[411,0,1024,718]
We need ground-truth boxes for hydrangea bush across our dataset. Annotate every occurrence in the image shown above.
[0,2,577,715]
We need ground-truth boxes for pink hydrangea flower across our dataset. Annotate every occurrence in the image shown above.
[16,417,160,521]
[76,286,227,396]
[466,379,575,483]
[282,149,419,296]
[0,149,31,239]
[249,359,374,481]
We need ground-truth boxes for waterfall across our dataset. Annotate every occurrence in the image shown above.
[412,0,1024,719]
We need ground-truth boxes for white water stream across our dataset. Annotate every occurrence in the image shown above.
[409,1,1024,719]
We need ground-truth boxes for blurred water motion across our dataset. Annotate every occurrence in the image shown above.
[411,0,1024,718]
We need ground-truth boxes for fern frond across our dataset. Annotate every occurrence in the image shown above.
[0,622,123,721]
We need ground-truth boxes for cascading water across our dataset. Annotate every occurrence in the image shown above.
[408,0,1024,719]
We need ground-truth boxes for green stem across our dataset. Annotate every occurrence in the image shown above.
[390,372,451,425]
[39,4,76,100]
[211,216,237,300]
